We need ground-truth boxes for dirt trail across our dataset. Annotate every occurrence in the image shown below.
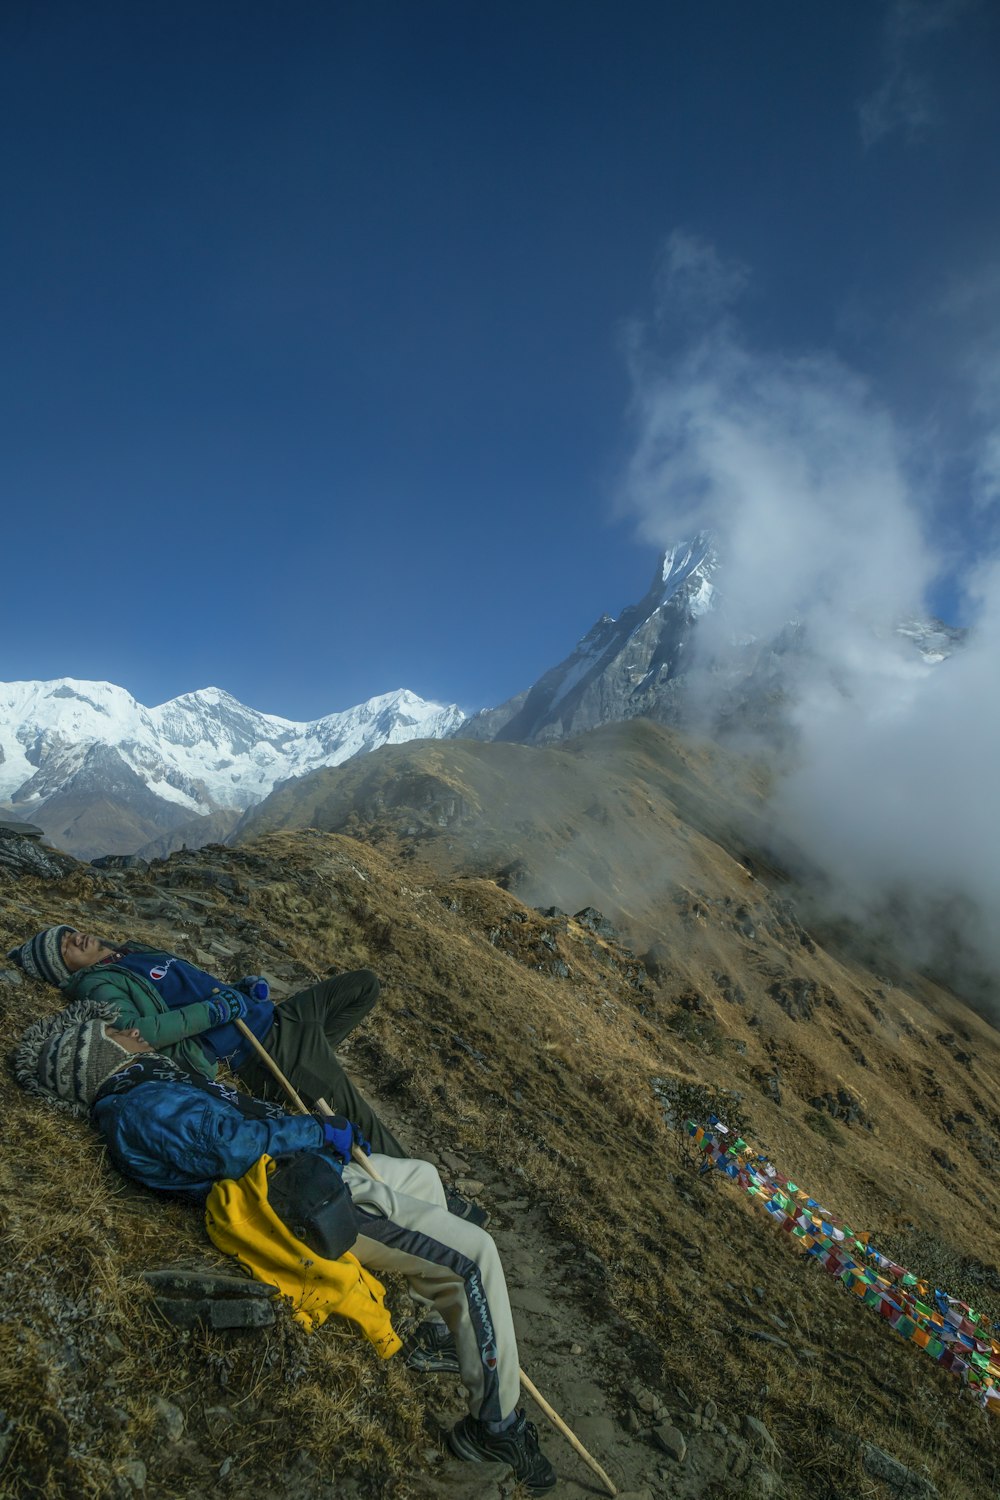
[349,1051,686,1500]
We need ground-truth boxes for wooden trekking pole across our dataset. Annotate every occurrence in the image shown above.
[519,1371,618,1496]
[234,1019,618,1497]
[233,1018,310,1113]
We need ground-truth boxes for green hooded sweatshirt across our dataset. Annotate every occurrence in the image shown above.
[63,943,218,1079]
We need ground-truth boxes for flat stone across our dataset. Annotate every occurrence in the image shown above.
[573,1414,619,1453]
[209,1299,276,1330]
[144,1269,273,1298]
[152,1296,276,1330]
[91,853,150,872]
[741,1414,778,1454]
[651,1423,687,1461]
[747,1330,789,1349]
[861,1442,939,1497]
[508,1285,558,1318]
[0,836,75,879]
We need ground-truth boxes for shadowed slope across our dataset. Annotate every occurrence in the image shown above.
[1,814,998,1495]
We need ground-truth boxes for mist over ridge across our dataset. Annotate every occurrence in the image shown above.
[612,231,1000,1006]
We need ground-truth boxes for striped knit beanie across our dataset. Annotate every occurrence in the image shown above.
[13,997,127,1118]
[8,925,74,987]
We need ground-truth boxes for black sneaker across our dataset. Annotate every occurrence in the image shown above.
[445,1189,491,1229]
[448,1410,556,1494]
[402,1319,461,1375]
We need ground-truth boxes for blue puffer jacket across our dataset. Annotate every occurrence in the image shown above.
[91,1059,327,1197]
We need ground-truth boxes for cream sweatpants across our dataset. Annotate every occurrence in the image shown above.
[343,1154,520,1422]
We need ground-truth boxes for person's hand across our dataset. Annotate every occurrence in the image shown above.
[320,1116,370,1161]
[237,975,270,1002]
[206,987,249,1026]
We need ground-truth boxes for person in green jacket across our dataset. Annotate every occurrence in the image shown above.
[8,923,408,1159]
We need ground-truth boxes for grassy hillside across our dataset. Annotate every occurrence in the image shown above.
[235,720,776,943]
[1,815,998,1496]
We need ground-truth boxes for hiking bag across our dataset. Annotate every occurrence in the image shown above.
[267,1149,361,1261]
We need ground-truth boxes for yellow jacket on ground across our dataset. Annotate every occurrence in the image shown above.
[205,1153,401,1357]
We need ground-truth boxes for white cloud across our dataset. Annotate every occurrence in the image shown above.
[859,67,933,149]
[774,556,1000,982]
[654,230,749,327]
[621,311,933,648]
[942,266,1000,511]
[859,0,972,148]
[619,231,1000,1000]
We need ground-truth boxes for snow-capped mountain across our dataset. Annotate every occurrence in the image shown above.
[0,680,465,857]
[458,533,722,743]
[457,532,963,746]
[4,537,964,859]
[894,617,966,664]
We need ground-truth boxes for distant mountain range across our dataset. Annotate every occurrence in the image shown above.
[0,681,463,859]
[1,535,964,858]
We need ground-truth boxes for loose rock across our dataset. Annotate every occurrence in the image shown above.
[118,1460,146,1493]
[651,1422,687,1461]
[151,1397,184,1443]
[741,1413,779,1456]
[861,1442,940,1498]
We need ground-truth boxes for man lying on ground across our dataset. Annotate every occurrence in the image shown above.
[9,924,484,1222]
[12,1003,556,1495]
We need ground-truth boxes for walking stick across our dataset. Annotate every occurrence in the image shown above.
[233,1019,619,1497]
[233,1018,310,1113]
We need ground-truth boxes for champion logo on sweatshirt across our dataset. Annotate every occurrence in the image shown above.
[148,959,177,982]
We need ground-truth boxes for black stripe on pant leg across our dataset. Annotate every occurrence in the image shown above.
[355,1207,503,1420]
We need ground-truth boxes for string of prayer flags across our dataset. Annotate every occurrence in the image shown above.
[685,1119,1000,1416]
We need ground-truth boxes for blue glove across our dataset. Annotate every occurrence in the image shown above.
[206,987,249,1026]
[321,1116,371,1161]
[237,975,270,1002]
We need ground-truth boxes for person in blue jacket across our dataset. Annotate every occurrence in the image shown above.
[8,922,408,1160]
[12,1001,556,1495]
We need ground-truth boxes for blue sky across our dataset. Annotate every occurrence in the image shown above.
[2,1,998,721]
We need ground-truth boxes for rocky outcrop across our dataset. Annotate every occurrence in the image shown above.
[0,817,76,879]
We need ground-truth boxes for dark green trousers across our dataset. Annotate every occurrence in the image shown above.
[236,969,407,1159]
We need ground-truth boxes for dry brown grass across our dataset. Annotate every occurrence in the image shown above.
[2,826,999,1497]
